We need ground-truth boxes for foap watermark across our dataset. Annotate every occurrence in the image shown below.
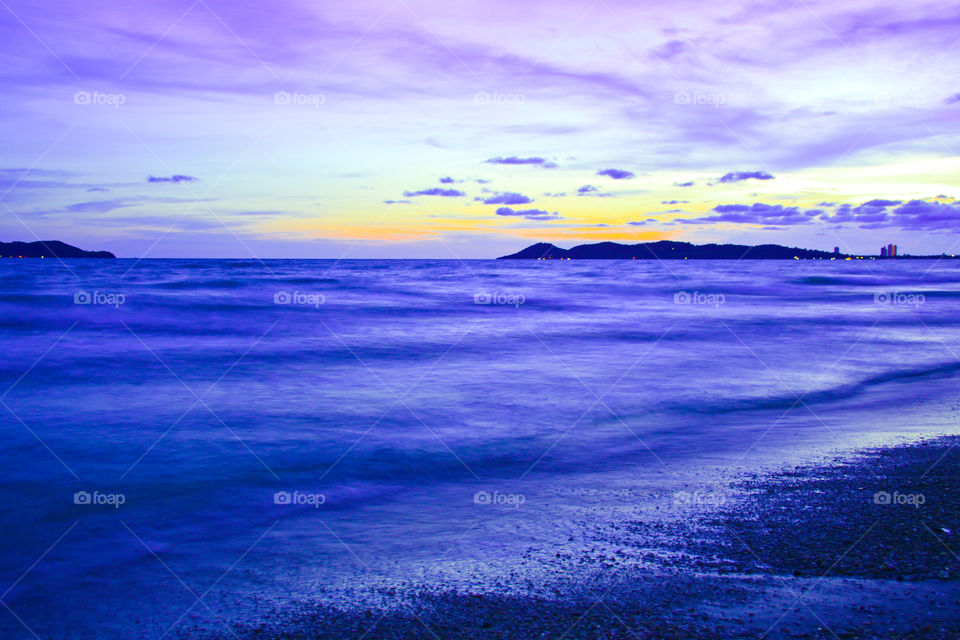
[274,91,325,108]
[473,91,525,108]
[473,490,525,508]
[673,489,730,507]
[74,490,125,509]
[873,491,925,508]
[674,291,725,307]
[73,90,126,108]
[473,291,525,307]
[74,290,125,308]
[274,290,325,308]
[274,490,326,508]
[673,91,727,108]
[874,291,925,307]
[872,93,926,108]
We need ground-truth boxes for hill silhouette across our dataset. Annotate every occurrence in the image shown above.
[0,240,115,258]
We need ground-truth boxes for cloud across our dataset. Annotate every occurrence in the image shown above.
[675,202,809,226]
[888,199,960,231]
[484,156,558,169]
[819,199,905,226]
[945,93,960,105]
[439,177,462,184]
[717,171,775,183]
[383,199,412,204]
[46,195,213,217]
[86,187,109,192]
[673,197,960,232]
[495,206,561,220]
[64,199,139,214]
[862,199,903,207]
[576,184,614,197]
[674,181,695,187]
[649,40,686,61]
[402,188,465,197]
[544,192,567,197]
[147,175,199,183]
[482,191,533,205]
[661,200,688,204]
[596,168,635,180]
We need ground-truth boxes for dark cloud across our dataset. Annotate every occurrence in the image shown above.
[402,188,465,197]
[439,177,455,183]
[147,175,198,183]
[888,199,960,231]
[482,191,533,205]
[495,207,561,220]
[674,181,695,187]
[596,168,635,180]
[673,197,960,232]
[484,156,558,169]
[661,200,688,204]
[676,202,809,226]
[717,171,775,183]
[819,199,904,226]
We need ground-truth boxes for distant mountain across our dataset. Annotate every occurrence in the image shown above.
[0,240,115,258]
[499,240,844,260]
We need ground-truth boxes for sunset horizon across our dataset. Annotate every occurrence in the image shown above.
[2,1,960,258]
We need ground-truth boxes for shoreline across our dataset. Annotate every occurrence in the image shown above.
[202,435,960,640]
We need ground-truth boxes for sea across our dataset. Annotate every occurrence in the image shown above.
[1,258,958,638]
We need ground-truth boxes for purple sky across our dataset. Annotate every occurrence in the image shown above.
[1,0,959,257]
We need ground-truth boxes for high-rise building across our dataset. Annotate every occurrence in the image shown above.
[881,246,887,257]
[887,243,897,257]
[834,247,840,255]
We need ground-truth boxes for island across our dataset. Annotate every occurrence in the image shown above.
[0,240,115,259]
[499,241,845,260]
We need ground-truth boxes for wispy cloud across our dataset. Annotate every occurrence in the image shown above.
[402,188,466,197]
[717,171,774,184]
[147,175,199,183]
[484,156,558,169]
[495,207,561,220]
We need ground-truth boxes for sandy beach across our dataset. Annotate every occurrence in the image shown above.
[211,436,960,640]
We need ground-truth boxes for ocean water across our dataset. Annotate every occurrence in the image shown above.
[1,258,959,638]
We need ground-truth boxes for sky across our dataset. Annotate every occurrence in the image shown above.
[1,0,959,258]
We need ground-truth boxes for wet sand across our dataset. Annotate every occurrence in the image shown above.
[203,436,960,640]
